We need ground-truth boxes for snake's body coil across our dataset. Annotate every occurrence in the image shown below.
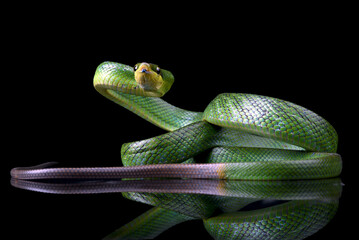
[11,62,341,180]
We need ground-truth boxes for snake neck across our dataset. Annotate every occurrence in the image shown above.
[107,90,203,131]
[94,62,203,131]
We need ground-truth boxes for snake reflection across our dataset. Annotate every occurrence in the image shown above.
[11,178,342,239]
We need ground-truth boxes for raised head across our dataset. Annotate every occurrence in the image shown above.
[134,62,174,97]
[94,61,174,97]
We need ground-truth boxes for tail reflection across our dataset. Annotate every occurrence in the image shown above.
[11,178,342,239]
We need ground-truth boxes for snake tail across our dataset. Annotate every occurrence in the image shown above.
[10,158,341,180]
[10,163,226,180]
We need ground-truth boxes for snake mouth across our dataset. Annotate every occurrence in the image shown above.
[137,63,151,73]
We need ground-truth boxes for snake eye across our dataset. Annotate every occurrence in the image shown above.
[156,67,161,74]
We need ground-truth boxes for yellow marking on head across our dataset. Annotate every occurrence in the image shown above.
[134,62,163,91]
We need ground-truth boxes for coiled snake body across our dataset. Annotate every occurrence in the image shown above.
[11,62,342,180]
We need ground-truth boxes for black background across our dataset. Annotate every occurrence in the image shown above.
[3,5,356,240]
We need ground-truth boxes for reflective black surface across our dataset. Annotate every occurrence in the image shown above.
[9,178,343,239]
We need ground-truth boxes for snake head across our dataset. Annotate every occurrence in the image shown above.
[134,62,174,97]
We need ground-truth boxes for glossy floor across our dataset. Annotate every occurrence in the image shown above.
[10,177,344,239]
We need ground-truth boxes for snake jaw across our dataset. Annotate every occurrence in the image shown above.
[134,62,164,93]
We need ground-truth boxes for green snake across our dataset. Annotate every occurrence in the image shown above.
[11,61,342,180]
